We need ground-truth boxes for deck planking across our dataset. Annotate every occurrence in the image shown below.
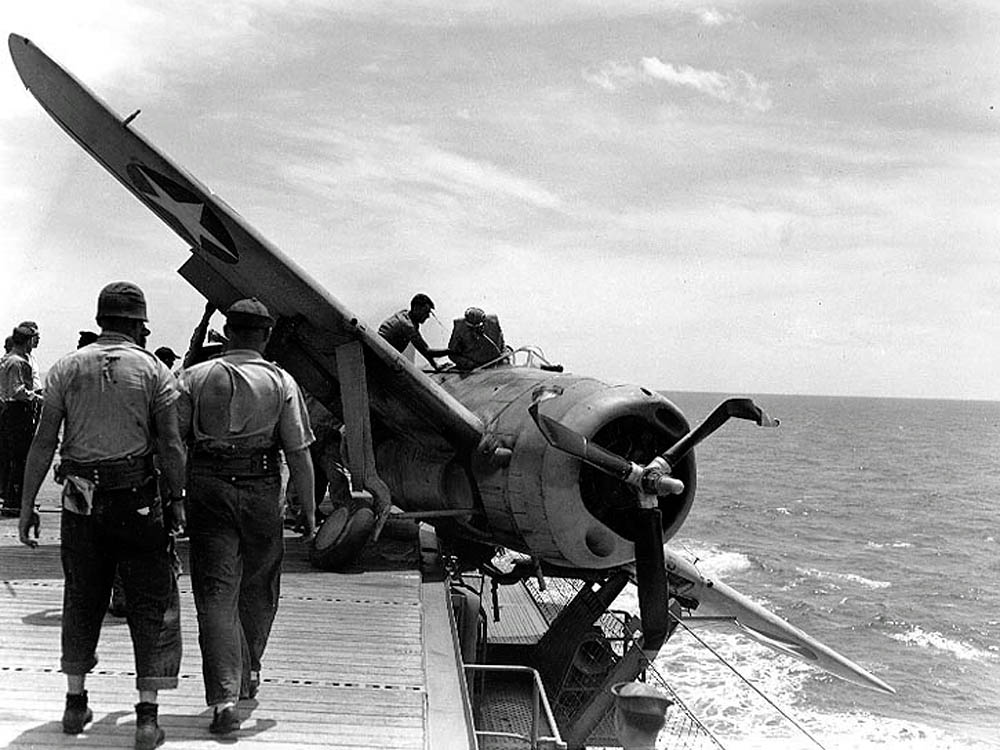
[0,511,473,750]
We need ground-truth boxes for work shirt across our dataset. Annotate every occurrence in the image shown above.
[28,352,41,391]
[178,349,314,455]
[447,315,506,370]
[378,309,429,353]
[43,332,178,463]
[0,353,36,402]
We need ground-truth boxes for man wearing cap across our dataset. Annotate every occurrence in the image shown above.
[378,293,450,370]
[17,281,186,750]
[17,320,42,392]
[610,681,674,750]
[153,346,180,371]
[0,324,43,515]
[447,306,508,370]
[177,297,315,734]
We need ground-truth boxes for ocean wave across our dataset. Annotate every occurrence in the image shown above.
[675,544,754,578]
[866,540,913,549]
[796,566,892,589]
[657,630,995,750]
[888,626,996,663]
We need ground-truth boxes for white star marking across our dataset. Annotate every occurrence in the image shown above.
[134,166,235,259]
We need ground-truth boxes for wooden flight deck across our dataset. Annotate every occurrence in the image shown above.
[0,501,476,750]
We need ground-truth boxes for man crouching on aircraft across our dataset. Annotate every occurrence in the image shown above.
[378,292,450,370]
[177,298,316,734]
[18,282,186,750]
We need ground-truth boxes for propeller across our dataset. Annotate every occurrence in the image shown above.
[528,393,778,654]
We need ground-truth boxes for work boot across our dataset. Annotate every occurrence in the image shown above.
[209,704,240,734]
[62,691,93,734]
[134,702,165,750]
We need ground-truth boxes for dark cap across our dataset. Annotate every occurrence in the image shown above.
[18,320,38,332]
[225,298,274,329]
[154,346,180,361]
[97,281,148,321]
[77,331,99,348]
[464,307,486,327]
[11,325,34,344]
[411,293,435,310]
[610,681,673,717]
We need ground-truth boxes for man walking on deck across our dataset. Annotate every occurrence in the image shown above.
[17,281,186,750]
[178,298,315,734]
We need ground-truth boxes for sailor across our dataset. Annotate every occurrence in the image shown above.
[17,281,186,750]
[0,324,43,516]
[447,306,507,370]
[178,297,315,734]
[378,293,450,370]
[610,681,674,750]
[17,320,43,392]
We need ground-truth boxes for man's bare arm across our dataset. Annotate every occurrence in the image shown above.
[285,447,316,538]
[154,402,187,531]
[18,406,61,547]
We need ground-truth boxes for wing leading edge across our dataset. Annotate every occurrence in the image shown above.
[8,33,484,451]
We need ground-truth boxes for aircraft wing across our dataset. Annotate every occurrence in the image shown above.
[660,547,895,694]
[8,33,483,451]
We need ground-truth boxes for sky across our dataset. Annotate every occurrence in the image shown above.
[2,0,1000,400]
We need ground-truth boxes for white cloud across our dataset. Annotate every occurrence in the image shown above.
[582,61,643,92]
[696,8,738,26]
[641,57,772,111]
[583,57,772,112]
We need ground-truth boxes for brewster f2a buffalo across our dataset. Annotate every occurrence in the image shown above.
[10,33,893,749]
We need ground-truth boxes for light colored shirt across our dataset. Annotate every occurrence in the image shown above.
[178,349,314,455]
[28,352,41,391]
[43,332,178,462]
[0,353,36,402]
[378,309,429,353]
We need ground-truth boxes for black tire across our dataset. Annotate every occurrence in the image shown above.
[309,498,375,571]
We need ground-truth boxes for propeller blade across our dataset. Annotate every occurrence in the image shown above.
[662,398,779,468]
[633,507,670,655]
[528,401,639,482]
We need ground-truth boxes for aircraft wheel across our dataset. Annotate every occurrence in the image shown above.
[309,497,375,571]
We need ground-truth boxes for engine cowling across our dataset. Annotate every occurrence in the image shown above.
[376,367,696,570]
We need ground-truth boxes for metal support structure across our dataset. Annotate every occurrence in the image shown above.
[334,340,393,539]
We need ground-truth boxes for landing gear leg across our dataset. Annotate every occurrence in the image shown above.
[309,340,392,570]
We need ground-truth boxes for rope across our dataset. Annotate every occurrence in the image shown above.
[673,616,829,750]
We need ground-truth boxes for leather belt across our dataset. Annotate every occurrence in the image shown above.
[189,448,280,477]
[58,454,155,491]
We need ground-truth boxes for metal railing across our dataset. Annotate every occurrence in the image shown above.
[464,664,567,750]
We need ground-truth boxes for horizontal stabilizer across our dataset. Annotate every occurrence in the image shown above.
[661,548,895,694]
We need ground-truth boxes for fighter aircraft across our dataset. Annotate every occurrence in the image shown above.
[8,32,892,744]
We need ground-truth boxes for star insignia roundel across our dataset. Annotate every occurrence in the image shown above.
[126,163,240,264]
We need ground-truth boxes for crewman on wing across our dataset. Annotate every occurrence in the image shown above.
[447,306,508,370]
[178,298,315,735]
[378,293,450,370]
[17,281,186,750]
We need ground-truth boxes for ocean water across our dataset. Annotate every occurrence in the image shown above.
[644,392,1000,750]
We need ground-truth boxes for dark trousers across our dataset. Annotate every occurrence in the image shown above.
[0,401,36,510]
[60,480,182,690]
[187,472,284,705]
